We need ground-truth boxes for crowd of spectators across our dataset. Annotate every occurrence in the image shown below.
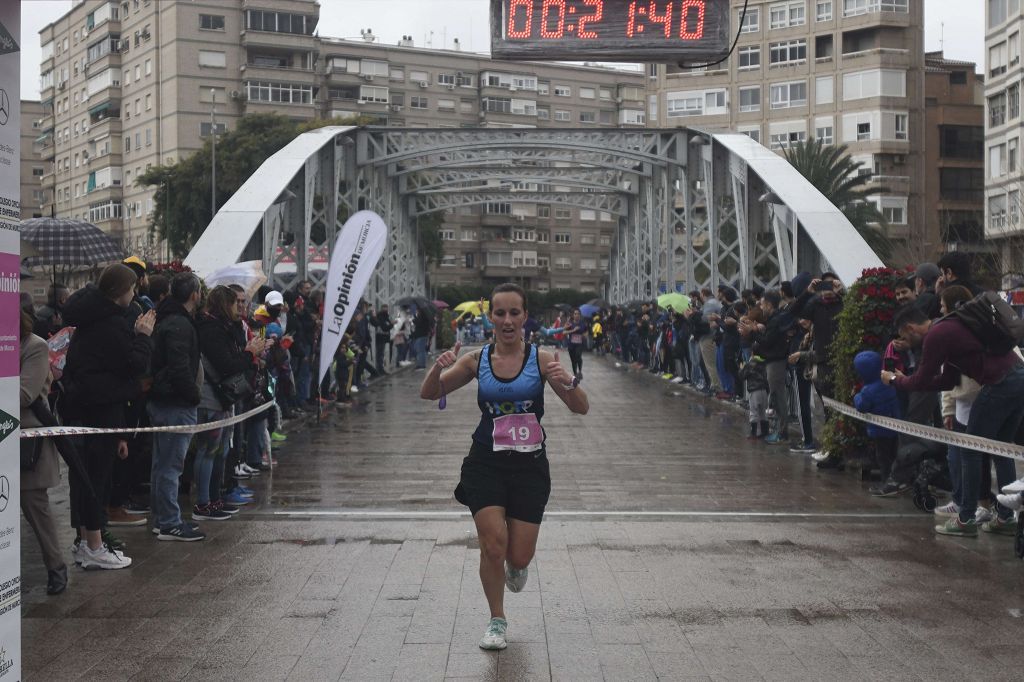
[19,258,437,595]
[574,251,1024,542]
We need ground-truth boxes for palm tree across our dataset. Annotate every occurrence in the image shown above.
[782,138,893,260]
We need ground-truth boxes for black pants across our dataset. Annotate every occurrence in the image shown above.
[69,433,117,532]
[375,337,388,373]
[723,344,741,398]
[796,373,814,445]
[567,345,583,376]
[874,437,899,481]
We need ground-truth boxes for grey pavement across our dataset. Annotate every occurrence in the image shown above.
[20,349,1024,680]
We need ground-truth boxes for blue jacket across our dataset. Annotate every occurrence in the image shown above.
[853,351,901,438]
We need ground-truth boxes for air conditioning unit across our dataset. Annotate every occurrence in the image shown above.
[363,74,374,81]
[58,81,67,90]
[418,80,429,88]
[445,84,455,90]
[509,85,517,92]
[893,154,905,165]
[230,89,243,100]
[141,30,151,39]
[357,99,367,105]
[391,104,403,112]
[615,97,624,104]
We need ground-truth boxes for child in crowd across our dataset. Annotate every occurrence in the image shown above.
[853,350,902,494]
[739,354,770,439]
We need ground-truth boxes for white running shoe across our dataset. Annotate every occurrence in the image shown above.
[505,561,528,593]
[975,507,996,524]
[811,450,831,462]
[79,543,132,570]
[933,501,961,518]
[479,617,508,650]
[670,376,685,384]
[240,463,261,476]
[71,541,83,565]
[1001,478,1024,494]
[997,492,1024,512]
[350,385,359,394]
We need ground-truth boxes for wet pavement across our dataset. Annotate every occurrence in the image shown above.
[21,349,1024,680]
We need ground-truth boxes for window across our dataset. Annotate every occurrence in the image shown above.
[1011,32,1021,67]
[199,14,225,30]
[538,81,550,95]
[554,85,571,97]
[769,40,807,65]
[145,59,152,76]
[554,110,570,121]
[437,98,456,111]
[554,257,572,270]
[738,46,761,69]
[769,81,807,108]
[619,109,646,125]
[486,202,511,215]
[856,121,871,140]
[246,81,314,104]
[145,94,152,110]
[882,205,905,224]
[245,10,316,35]
[1011,138,1019,174]
[538,206,551,219]
[537,108,550,120]
[842,68,906,100]
[940,168,985,202]
[410,96,428,109]
[487,251,512,266]
[145,128,152,146]
[555,232,571,244]
[816,123,834,144]
[668,93,703,117]
[579,257,597,270]
[360,85,389,103]
[893,113,908,141]
[991,92,1008,127]
[815,75,834,104]
[439,229,455,241]
[991,143,1007,178]
[740,6,760,32]
[200,122,226,137]
[739,86,761,112]
[483,97,511,113]
[940,125,985,159]
[844,0,908,16]
[769,121,806,149]
[199,51,226,68]
[769,2,805,28]
[579,111,596,123]
[579,87,595,99]
[1011,83,1021,120]
[816,0,833,20]
[991,42,1009,77]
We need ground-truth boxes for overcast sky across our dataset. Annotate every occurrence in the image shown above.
[18,0,983,100]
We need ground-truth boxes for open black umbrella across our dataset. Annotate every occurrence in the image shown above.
[396,295,435,311]
[21,217,123,268]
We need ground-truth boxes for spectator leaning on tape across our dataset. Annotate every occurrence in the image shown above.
[62,263,155,569]
[148,272,206,543]
[882,304,1024,538]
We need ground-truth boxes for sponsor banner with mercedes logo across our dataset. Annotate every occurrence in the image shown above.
[0,2,19,678]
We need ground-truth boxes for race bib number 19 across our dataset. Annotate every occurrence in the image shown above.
[492,413,543,452]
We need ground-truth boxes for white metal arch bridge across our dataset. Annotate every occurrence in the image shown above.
[184,125,883,304]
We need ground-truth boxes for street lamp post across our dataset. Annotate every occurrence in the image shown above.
[211,88,217,218]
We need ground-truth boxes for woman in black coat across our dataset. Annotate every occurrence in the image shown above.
[62,264,155,569]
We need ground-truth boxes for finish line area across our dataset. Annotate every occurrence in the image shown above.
[21,352,1024,680]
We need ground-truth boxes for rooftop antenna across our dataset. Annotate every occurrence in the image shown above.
[939,22,944,52]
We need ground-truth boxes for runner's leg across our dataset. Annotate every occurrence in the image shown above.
[506,517,541,570]
[473,506,509,618]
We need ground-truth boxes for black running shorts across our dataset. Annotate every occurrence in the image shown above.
[454,440,551,524]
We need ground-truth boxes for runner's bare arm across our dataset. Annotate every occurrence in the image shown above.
[539,349,589,415]
[420,343,478,400]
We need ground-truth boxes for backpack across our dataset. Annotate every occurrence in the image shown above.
[949,291,1024,355]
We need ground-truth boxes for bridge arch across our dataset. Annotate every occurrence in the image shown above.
[185,126,883,305]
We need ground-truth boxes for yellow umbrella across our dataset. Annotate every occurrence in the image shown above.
[454,300,489,316]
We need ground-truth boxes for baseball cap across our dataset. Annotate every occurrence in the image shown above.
[123,255,146,270]
[265,291,284,307]
[253,305,271,320]
[915,262,941,284]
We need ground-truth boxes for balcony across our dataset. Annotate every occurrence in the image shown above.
[87,115,122,141]
[840,47,910,68]
[244,98,317,119]
[483,263,539,278]
[241,63,318,85]
[40,172,56,191]
[241,29,318,52]
[85,51,121,77]
[242,0,320,13]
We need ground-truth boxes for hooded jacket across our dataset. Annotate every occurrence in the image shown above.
[793,289,844,363]
[149,296,201,407]
[853,351,901,438]
[62,284,153,427]
[198,312,253,410]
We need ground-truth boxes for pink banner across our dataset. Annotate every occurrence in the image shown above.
[0,253,17,378]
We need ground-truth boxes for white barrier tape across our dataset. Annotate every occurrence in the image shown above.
[20,401,276,439]
[822,397,1024,463]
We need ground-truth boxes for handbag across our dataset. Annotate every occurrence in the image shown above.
[202,354,254,408]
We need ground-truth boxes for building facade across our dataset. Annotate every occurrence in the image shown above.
[923,52,986,266]
[36,0,646,291]
[20,100,45,220]
[647,0,926,256]
[984,0,1024,280]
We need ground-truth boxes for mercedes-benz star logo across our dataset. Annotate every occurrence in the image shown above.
[0,476,9,512]
[0,89,8,126]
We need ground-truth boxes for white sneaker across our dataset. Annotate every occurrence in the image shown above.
[670,376,685,384]
[479,617,508,650]
[975,507,995,524]
[997,492,1024,512]
[933,501,961,518]
[1001,478,1024,494]
[241,463,261,476]
[80,543,132,570]
[505,561,528,593]
[71,541,83,565]
[350,385,359,394]
[811,450,831,462]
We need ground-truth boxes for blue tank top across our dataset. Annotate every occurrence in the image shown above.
[473,344,546,450]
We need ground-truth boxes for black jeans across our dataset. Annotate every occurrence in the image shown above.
[567,345,584,376]
[69,433,117,531]
[796,372,814,445]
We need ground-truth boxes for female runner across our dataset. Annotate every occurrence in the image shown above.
[420,283,589,650]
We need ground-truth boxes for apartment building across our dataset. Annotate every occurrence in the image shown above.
[20,100,46,220]
[35,0,645,292]
[985,0,1024,279]
[647,0,925,252]
[923,52,986,265]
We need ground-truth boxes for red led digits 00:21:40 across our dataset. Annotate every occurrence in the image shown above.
[506,0,707,41]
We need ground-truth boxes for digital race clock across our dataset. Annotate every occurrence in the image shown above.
[490,0,731,62]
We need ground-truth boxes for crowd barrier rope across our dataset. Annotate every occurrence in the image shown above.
[20,401,275,440]
[822,397,1024,463]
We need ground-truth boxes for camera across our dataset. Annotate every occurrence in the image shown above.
[814,280,833,292]
[883,357,896,372]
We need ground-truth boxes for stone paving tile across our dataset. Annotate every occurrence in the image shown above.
[21,356,1024,680]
